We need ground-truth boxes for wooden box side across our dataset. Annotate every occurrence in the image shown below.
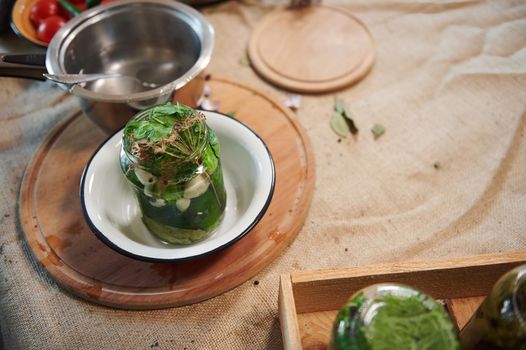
[279,274,302,350]
[291,252,526,314]
[278,252,526,349]
[446,296,484,330]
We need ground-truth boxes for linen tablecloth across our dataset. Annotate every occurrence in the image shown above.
[1,0,525,348]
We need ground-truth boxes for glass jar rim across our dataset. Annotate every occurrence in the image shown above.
[122,107,210,167]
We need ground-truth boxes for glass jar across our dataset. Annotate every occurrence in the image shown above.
[329,283,460,350]
[460,265,526,349]
[120,102,227,245]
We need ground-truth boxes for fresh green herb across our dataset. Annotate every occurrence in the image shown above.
[58,0,81,16]
[125,103,207,156]
[371,124,385,139]
[149,103,194,118]
[202,145,218,174]
[329,288,460,350]
[226,111,236,118]
[208,128,220,156]
[132,119,172,142]
[366,294,459,349]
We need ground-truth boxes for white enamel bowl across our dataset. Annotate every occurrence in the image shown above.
[81,111,275,262]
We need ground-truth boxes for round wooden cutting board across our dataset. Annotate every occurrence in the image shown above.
[19,77,315,309]
[248,6,375,93]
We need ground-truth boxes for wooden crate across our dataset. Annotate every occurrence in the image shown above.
[278,251,526,350]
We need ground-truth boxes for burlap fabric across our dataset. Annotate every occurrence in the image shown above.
[1,0,525,348]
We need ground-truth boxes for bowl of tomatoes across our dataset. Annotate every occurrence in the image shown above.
[11,0,112,46]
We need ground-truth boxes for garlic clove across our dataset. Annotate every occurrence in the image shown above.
[176,198,191,212]
[149,198,166,207]
[183,174,209,199]
[135,168,157,185]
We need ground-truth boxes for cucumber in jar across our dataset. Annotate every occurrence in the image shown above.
[329,283,461,350]
[460,265,526,350]
[120,103,226,245]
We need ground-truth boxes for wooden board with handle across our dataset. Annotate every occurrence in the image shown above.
[249,6,375,93]
[18,76,315,309]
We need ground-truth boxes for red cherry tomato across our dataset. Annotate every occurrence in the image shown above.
[76,2,87,11]
[29,0,59,27]
[36,15,66,43]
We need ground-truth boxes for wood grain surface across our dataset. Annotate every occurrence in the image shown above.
[446,297,484,331]
[279,274,303,350]
[248,6,375,93]
[290,252,526,314]
[297,310,336,350]
[279,252,526,349]
[18,76,315,309]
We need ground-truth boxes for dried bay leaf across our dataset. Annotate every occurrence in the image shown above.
[371,124,385,139]
[335,98,347,115]
[330,112,349,137]
[331,98,359,137]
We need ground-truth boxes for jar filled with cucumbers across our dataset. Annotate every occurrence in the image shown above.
[120,102,226,245]
[460,265,526,350]
[329,283,460,350]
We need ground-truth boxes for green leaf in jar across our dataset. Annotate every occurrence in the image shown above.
[150,103,178,116]
[162,183,184,202]
[208,128,220,158]
[129,121,146,139]
[137,122,173,142]
[150,113,175,127]
[172,103,196,118]
[148,102,195,119]
[124,119,142,136]
[366,294,460,349]
[202,145,218,174]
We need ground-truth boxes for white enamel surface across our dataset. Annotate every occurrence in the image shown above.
[81,111,274,260]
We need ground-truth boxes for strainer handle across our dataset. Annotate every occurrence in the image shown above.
[0,53,47,81]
